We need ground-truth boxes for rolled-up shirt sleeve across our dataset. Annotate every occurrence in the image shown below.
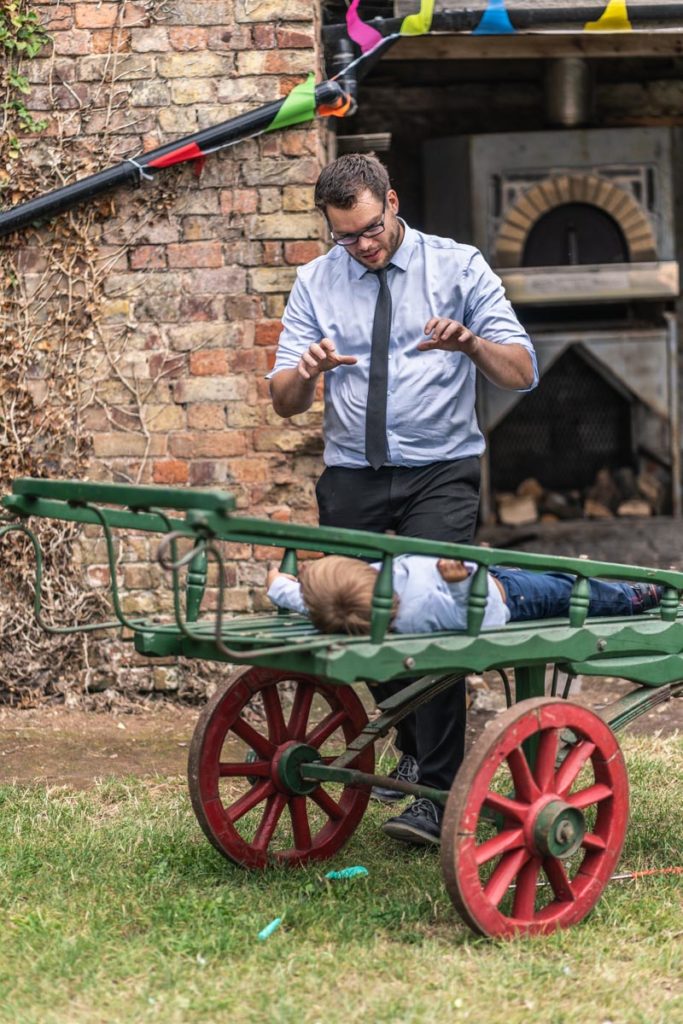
[463,250,538,391]
[266,575,309,615]
[266,272,322,380]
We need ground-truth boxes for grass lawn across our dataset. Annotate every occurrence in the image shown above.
[0,733,681,1024]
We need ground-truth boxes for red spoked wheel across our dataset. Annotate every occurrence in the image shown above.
[441,697,629,938]
[188,666,374,869]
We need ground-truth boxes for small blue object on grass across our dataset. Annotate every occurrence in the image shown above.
[256,866,369,939]
[324,866,369,880]
[257,916,283,941]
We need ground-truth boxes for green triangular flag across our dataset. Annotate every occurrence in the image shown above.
[266,73,316,132]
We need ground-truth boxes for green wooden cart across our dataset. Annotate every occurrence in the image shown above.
[2,477,681,938]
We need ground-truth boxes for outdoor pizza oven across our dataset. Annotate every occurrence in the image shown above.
[423,125,680,520]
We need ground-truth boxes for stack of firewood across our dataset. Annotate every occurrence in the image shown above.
[495,462,669,526]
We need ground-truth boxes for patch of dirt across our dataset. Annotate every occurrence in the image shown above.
[0,675,679,791]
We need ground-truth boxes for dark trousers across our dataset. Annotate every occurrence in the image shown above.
[316,458,480,792]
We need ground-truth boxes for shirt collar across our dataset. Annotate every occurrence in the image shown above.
[345,218,416,280]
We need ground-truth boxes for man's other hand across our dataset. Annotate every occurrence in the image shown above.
[298,338,358,380]
[418,318,480,356]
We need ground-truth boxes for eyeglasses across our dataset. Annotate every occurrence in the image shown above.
[330,198,387,247]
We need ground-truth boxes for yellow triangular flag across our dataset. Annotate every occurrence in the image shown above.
[585,0,632,31]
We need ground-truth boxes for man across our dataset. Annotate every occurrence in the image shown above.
[268,153,537,845]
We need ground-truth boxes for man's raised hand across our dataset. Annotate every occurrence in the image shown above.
[418,318,480,356]
[297,338,358,381]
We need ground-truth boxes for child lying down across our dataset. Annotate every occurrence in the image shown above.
[267,554,663,635]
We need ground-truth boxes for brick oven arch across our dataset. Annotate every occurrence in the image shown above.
[494,173,657,267]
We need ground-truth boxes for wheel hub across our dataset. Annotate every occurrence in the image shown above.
[531,798,585,859]
[271,741,322,795]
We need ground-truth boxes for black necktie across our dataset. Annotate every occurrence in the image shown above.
[365,266,392,470]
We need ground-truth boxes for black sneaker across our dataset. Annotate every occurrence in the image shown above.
[631,583,664,613]
[382,798,443,846]
[371,753,419,804]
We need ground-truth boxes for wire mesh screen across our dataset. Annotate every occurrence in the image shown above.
[489,347,634,493]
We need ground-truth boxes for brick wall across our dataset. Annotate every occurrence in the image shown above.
[9,1,332,694]
[30,0,331,606]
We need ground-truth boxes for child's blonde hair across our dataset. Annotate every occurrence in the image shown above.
[300,555,398,635]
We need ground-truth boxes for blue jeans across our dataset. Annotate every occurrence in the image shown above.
[488,568,638,622]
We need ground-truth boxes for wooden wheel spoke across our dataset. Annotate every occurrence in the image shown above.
[231,716,276,759]
[475,827,525,867]
[512,856,542,920]
[252,793,287,852]
[288,681,315,740]
[483,791,529,822]
[306,708,347,749]
[289,796,312,849]
[581,832,607,851]
[543,857,576,902]
[219,760,269,778]
[483,847,530,907]
[262,684,288,744]
[506,748,541,804]
[225,779,274,824]
[555,739,596,796]
[566,782,613,810]
[310,785,344,821]
[534,727,559,793]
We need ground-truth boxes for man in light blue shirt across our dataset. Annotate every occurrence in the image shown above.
[268,153,538,845]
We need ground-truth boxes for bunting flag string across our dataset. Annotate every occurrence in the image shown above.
[585,0,633,32]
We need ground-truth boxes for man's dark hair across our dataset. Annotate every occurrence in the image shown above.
[314,153,391,212]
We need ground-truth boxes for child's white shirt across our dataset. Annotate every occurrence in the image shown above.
[266,554,510,633]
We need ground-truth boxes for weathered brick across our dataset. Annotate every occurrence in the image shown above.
[173,377,248,403]
[130,81,171,107]
[130,26,169,51]
[219,188,258,215]
[182,267,247,294]
[253,24,276,48]
[228,458,272,483]
[216,75,279,105]
[153,459,189,484]
[169,26,209,50]
[187,403,227,430]
[158,107,200,134]
[167,240,222,268]
[235,0,311,23]
[255,320,282,347]
[236,50,311,76]
[189,349,230,375]
[262,241,283,265]
[144,404,187,431]
[52,28,92,55]
[276,26,315,48]
[283,185,315,212]
[157,52,233,78]
[93,432,166,457]
[249,212,320,240]
[243,158,320,187]
[177,295,223,322]
[130,246,167,270]
[168,432,247,457]
[249,267,297,293]
[284,240,325,265]
[259,188,281,214]
[253,427,310,453]
[90,29,131,54]
[165,323,231,351]
[75,3,123,28]
[164,2,235,26]
[264,294,287,318]
[171,78,217,105]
